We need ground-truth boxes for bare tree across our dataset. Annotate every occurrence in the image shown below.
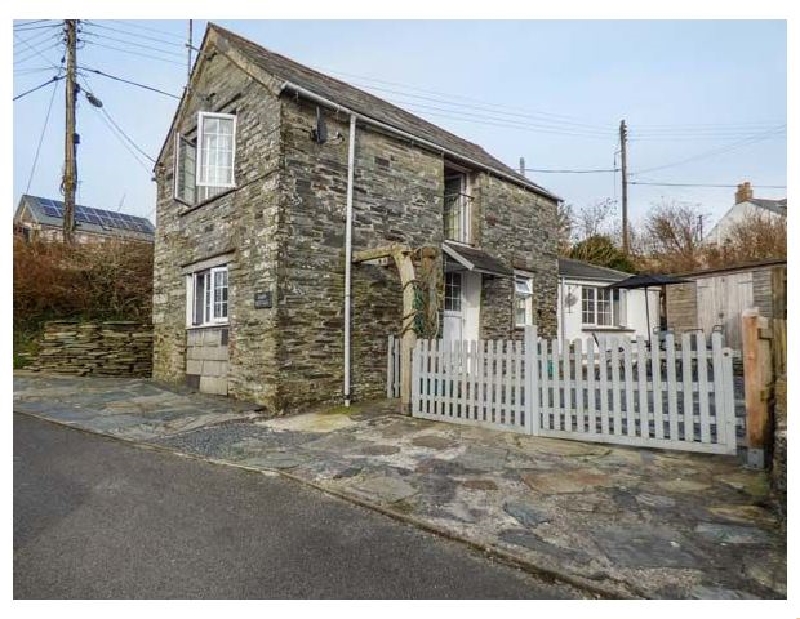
[704,210,786,267]
[638,199,704,273]
[574,197,616,241]
[554,201,574,256]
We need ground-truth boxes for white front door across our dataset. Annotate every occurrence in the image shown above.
[443,271,463,342]
[443,271,481,343]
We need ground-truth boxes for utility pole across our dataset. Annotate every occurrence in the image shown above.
[619,119,628,255]
[62,19,77,244]
[519,156,525,176]
[186,20,193,87]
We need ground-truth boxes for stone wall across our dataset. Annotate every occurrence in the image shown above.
[30,320,153,376]
[479,174,559,340]
[153,39,560,414]
[278,97,444,411]
[152,44,282,407]
[186,327,229,395]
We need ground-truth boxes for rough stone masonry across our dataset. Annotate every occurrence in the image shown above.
[152,25,559,414]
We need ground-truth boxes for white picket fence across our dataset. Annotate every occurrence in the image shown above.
[409,326,737,455]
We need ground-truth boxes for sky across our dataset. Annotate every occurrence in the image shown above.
[12,19,787,232]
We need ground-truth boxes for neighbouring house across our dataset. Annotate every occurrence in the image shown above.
[665,258,786,349]
[14,194,155,244]
[152,24,561,413]
[705,181,786,246]
[555,258,660,346]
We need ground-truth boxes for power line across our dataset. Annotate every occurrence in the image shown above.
[318,66,611,128]
[13,74,65,101]
[630,125,786,176]
[83,21,196,50]
[80,31,187,59]
[13,22,61,33]
[78,66,180,99]
[14,19,56,27]
[336,77,616,133]
[105,19,187,42]
[524,168,619,174]
[14,31,62,70]
[13,28,60,51]
[14,41,62,66]
[82,41,185,66]
[25,75,61,194]
[630,181,787,189]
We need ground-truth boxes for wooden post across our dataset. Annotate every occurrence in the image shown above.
[742,308,773,468]
[393,250,417,411]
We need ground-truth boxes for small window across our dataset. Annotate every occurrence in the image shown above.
[173,111,236,205]
[187,265,228,326]
[444,173,472,244]
[515,274,533,327]
[444,272,462,312]
[197,112,236,201]
[174,135,197,205]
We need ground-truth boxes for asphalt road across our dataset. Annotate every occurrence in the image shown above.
[14,413,581,599]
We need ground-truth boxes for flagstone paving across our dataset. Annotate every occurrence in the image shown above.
[13,373,786,599]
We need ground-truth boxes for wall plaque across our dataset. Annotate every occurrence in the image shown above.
[254,291,272,309]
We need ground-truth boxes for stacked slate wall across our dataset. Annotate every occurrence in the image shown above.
[30,320,153,376]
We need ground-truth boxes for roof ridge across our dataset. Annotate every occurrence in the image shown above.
[208,23,546,192]
[558,256,630,277]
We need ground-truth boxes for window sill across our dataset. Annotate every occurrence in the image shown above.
[186,323,229,330]
[582,326,634,333]
[177,187,237,217]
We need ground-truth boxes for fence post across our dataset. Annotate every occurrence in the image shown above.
[742,307,773,468]
[386,334,394,398]
[524,325,539,435]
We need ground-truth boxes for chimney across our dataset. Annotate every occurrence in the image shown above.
[735,181,754,204]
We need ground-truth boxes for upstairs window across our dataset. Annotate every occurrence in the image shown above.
[174,111,236,205]
[187,266,228,326]
[444,173,472,244]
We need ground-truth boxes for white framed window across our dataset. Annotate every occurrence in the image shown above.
[515,274,533,327]
[581,286,625,327]
[444,272,462,312]
[444,173,472,244]
[186,265,228,326]
[173,134,197,204]
[197,111,236,201]
[173,111,237,205]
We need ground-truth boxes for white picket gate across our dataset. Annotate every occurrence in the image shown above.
[409,326,737,455]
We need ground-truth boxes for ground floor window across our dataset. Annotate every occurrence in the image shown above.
[581,286,624,327]
[515,273,533,327]
[187,265,228,326]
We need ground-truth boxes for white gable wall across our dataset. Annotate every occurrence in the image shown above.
[706,201,785,245]
[556,277,660,347]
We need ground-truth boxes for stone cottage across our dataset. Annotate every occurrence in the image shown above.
[152,23,560,414]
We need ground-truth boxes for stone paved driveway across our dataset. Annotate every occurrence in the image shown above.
[13,373,786,599]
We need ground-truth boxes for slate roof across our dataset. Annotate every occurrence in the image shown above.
[558,257,631,282]
[748,198,787,216]
[443,242,514,277]
[208,24,556,200]
[16,195,155,240]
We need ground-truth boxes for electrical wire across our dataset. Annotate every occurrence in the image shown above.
[14,42,62,66]
[13,28,60,51]
[104,19,187,41]
[13,74,65,101]
[83,21,194,50]
[524,168,619,173]
[81,41,185,66]
[78,66,180,99]
[630,181,787,189]
[14,19,55,27]
[13,22,61,33]
[25,74,61,194]
[80,31,186,59]
[630,125,786,176]
[14,32,62,70]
